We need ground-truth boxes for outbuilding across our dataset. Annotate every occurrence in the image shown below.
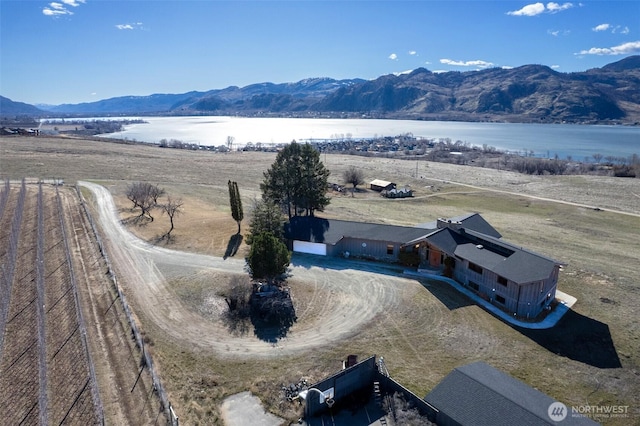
[425,362,598,426]
[369,179,395,192]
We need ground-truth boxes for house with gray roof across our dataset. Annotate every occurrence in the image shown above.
[424,361,598,426]
[404,216,563,318]
[284,213,563,319]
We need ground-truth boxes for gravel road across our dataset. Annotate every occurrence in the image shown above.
[80,181,417,358]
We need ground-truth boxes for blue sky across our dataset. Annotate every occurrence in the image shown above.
[1,1,639,105]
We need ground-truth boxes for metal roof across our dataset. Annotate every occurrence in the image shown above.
[369,179,394,187]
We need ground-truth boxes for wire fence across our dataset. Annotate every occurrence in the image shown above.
[0,179,11,358]
[56,185,105,424]
[36,182,49,425]
[0,178,26,362]
[0,179,10,222]
[76,185,177,426]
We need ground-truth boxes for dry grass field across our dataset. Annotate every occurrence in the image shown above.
[1,135,639,425]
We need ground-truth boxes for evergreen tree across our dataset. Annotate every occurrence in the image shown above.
[247,199,284,245]
[245,231,290,281]
[261,141,330,218]
[228,180,244,233]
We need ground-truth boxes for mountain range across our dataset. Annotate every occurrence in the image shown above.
[2,56,639,125]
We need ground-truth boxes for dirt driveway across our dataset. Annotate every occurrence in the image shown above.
[80,181,416,358]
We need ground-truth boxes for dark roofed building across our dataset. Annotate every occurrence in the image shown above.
[425,362,599,426]
[285,212,563,319]
[284,216,429,259]
[415,213,502,238]
[405,217,563,318]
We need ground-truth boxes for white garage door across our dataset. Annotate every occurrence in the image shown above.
[293,240,327,256]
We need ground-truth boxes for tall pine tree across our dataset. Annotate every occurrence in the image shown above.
[228,180,243,233]
[261,141,330,218]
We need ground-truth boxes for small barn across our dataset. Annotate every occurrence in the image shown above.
[369,179,395,192]
[425,362,598,426]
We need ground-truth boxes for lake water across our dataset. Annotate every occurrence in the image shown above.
[95,116,639,161]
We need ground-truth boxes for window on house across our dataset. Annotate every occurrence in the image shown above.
[497,276,508,287]
[469,281,479,291]
[468,262,483,274]
[387,244,394,255]
[496,295,506,304]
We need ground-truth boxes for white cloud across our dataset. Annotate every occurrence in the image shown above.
[592,23,630,34]
[507,3,545,16]
[389,53,398,60]
[43,6,72,16]
[577,40,640,55]
[551,64,560,69]
[548,29,570,36]
[43,0,85,17]
[546,2,573,13]
[507,2,574,16]
[62,0,86,6]
[408,51,417,56]
[440,58,495,69]
[116,22,144,30]
[611,25,630,34]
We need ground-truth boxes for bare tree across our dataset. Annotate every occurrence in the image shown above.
[343,165,365,197]
[126,182,165,222]
[224,275,252,314]
[227,135,235,151]
[161,196,183,240]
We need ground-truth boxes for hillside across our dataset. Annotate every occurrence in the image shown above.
[0,96,45,116]
[2,56,639,124]
[316,58,640,124]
